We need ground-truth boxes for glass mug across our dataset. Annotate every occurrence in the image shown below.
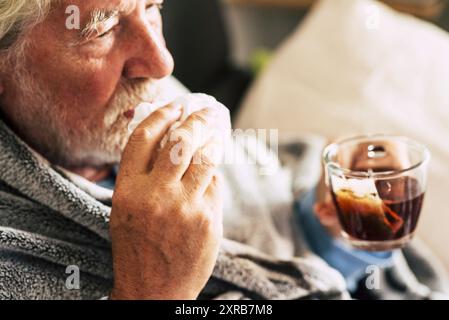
[323,135,430,251]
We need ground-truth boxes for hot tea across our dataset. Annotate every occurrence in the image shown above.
[331,176,425,250]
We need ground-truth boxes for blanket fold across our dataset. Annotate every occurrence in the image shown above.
[0,119,349,300]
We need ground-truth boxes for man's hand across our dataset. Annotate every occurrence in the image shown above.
[314,195,342,238]
[109,103,224,300]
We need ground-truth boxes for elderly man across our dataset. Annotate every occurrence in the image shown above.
[1,0,445,300]
[0,0,352,300]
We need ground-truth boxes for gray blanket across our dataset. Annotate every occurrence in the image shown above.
[0,119,350,300]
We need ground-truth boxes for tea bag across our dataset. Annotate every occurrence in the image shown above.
[331,175,379,198]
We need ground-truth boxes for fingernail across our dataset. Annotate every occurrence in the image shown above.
[169,103,183,116]
[204,107,218,119]
[168,102,182,111]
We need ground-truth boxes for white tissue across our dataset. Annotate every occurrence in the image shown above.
[129,93,229,133]
[128,94,231,161]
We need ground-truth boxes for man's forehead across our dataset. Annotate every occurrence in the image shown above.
[56,0,161,41]
[63,0,135,17]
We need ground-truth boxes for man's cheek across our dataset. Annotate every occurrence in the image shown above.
[83,76,116,105]
[75,60,123,105]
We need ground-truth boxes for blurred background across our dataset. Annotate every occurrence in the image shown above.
[161,0,449,274]
[162,0,449,116]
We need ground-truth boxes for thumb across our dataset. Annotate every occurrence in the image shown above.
[314,202,342,238]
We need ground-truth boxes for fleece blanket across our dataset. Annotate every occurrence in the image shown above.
[0,118,351,300]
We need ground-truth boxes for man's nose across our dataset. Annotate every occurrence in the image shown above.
[122,21,174,80]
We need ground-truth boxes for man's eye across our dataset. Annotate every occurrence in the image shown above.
[95,24,121,40]
[97,29,113,39]
[147,3,163,11]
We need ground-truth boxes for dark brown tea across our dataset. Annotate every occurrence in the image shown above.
[331,176,425,244]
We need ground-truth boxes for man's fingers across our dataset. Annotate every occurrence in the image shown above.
[314,202,342,237]
[314,202,337,220]
[205,174,224,236]
[205,174,223,204]
[182,139,221,196]
[120,103,182,175]
[153,108,218,181]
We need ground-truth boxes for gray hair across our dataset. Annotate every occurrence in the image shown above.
[0,0,55,58]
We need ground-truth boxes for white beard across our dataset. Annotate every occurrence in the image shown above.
[5,59,182,168]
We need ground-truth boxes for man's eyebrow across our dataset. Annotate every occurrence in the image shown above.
[80,8,121,39]
[76,0,164,42]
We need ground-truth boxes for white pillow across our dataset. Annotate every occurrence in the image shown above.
[236,0,449,269]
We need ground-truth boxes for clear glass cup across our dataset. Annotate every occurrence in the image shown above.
[323,134,430,251]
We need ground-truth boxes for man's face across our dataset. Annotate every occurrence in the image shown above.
[0,0,174,168]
